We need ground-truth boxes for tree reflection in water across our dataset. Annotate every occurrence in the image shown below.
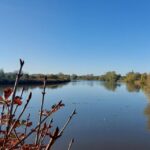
[0,82,69,94]
[101,81,120,91]
[144,104,150,130]
[142,86,150,130]
[126,83,140,92]
[101,81,150,131]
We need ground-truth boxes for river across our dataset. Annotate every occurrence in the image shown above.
[1,80,150,150]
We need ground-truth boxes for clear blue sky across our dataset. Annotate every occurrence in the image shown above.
[0,0,150,75]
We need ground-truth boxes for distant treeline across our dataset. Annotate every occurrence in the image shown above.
[71,72,121,82]
[71,71,150,86]
[1,69,150,87]
[0,69,70,85]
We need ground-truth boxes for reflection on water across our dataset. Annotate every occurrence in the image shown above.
[100,81,120,91]
[100,81,150,137]
[126,83,140,92]
[0,81,150,150]
[143,86,150,102]
[0,82,69,92]
[144,104,150,130]
[142,86,150,130]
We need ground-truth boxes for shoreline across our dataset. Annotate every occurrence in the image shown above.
[0,79,71,85]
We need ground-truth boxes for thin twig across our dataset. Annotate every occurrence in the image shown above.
[45,110,76,150]
[45,127,59,150]
[10,101,64,149]
[24,113,30,135]
[0,105,5,131]
[13,129,22,144]
[4,59,24,148]
[59,109,76,136]
[8,92,32,136]
[13,87,25,117]
[68,138,74,150]
[8,59,24,130]
[40,119,53,145]
[35,76,47,145]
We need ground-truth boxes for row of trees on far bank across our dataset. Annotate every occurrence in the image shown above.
[71,71,150,87]
[99,71,121,82]
[0,69,70,84]
[1,68,150,88]
[99,71,150,89]
[71,71,121,82]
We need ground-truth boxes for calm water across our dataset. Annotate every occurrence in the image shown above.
[2,81,150,150]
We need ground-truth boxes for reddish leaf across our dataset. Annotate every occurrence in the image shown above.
[0,138,4,145]
[13,120,21,128]
[14,96,22,106]
[0,96,3,101]
[25,122,32,127]
[4,88,13,99]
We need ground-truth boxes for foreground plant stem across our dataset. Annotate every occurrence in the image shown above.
[13,87,25,117]
[35,76,47,145]
[1,59,76,150]
[8,92,32,136]
[7,60,24,132]
[45,109,76,150]
[68,138,74,150]
[10,101,64,149]
[4,59,24,148]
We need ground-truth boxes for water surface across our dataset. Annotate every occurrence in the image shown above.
[1,81,150,150]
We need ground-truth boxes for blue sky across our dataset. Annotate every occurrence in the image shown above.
[0,0,150,75]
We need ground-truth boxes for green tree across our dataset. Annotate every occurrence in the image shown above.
[99,71,121,82]
[71,74,78,80]
[141,73,147,85]
[124,72,141,83]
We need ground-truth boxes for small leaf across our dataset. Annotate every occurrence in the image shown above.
[14,96,22,106]
[26,122,32,127]
[4,88,13,99]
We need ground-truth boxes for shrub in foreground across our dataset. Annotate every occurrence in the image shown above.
[0,59,76,150]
